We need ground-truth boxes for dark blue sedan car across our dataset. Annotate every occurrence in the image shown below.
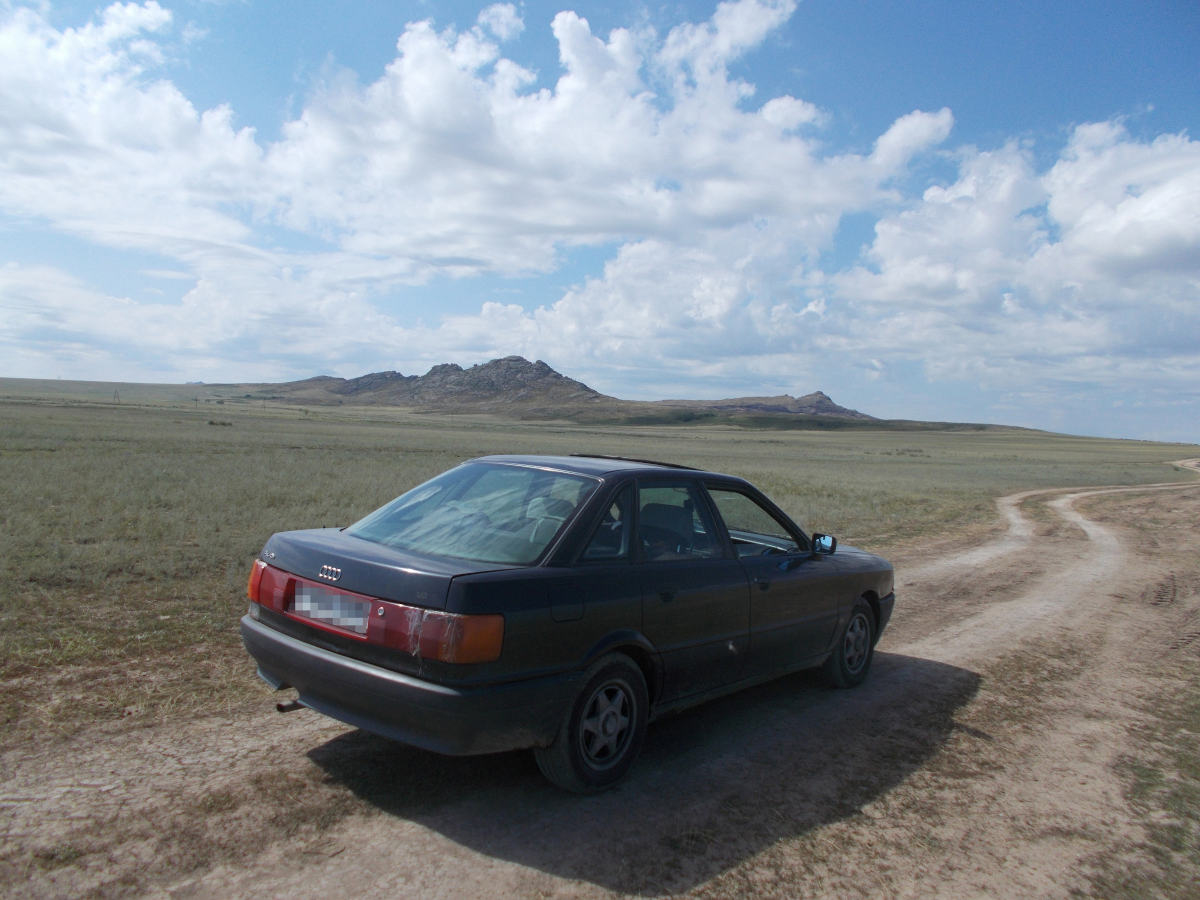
[242,455,894,791]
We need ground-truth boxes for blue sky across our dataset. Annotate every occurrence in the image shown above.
[1,0,1198,441]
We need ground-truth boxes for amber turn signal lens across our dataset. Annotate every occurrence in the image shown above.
[247,558,267,603]
[417,612,505,664]
[448,613,504,664]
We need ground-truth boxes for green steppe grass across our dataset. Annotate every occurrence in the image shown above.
[0,394,1194,739]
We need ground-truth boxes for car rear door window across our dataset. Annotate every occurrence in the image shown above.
[637,483,722,561]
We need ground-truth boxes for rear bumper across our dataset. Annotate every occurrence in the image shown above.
[240,615,577,755]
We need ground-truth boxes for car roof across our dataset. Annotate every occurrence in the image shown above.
[474,454,738,481]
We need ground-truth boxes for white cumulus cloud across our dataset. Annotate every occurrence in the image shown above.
[0,1,1197,438]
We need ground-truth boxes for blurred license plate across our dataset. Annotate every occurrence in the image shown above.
[291,584,369,635]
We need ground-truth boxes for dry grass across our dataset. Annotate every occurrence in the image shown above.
[1103,683,1200,900]
[2,419,1198,898]
[0,393,1193,746]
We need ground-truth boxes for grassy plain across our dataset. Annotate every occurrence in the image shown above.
[1,390,1195,742]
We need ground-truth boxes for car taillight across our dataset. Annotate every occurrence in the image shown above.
[415,611,505,664]
[377,605,504,663]
[246,560,503,664]
[248,561,291,612]
[247,559,267,602]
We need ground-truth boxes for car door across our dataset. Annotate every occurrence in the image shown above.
[707,486,841,674]
[635,480,750,702]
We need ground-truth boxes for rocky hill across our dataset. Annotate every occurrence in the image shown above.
[253,356,873,424]
[657,391,872,420]
[263,356,609,415]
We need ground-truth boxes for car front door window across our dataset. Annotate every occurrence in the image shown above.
[709,488,802,556]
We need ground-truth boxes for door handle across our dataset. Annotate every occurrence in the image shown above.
[752,577,770,591]
[659,589,677,601]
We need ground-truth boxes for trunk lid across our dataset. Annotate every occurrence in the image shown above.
[263,527,517,611]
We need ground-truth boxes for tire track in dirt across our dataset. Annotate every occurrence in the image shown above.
[896,487,1040,583]
[892,466,1200,666]
[859,469,1200,899]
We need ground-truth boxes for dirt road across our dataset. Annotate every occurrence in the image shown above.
[4,467,1199,898]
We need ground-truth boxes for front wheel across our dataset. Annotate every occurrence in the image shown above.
[823,600,875,688]
[534,654,648,793]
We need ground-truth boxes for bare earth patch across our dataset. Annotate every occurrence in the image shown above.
[2,472,1199,898]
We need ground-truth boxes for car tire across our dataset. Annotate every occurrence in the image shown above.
[534,654,648,793]
[823,599,875,688]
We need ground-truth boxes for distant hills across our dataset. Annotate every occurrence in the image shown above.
[0,356,1004,431]
[656,390,873,420]
[276,356,605,413]
[247,355,877,426]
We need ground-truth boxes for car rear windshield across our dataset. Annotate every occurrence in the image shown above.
[345,462,599,565]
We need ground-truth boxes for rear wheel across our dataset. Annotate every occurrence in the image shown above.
[823,600,875,688]
[534,654,648,793]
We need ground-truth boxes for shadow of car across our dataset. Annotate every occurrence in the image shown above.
[304,651,979,894]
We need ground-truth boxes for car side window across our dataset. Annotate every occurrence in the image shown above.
[580,485,633,561]
[708,487,802,557]
[637,483,722,562]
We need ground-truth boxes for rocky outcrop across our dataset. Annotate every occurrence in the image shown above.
[662,390,873,419]
[304,356,604,410]
[265,356,873,422]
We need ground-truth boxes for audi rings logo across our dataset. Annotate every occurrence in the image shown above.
[317,564,342,582]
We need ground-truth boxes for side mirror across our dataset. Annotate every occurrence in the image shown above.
[812,533,837,555]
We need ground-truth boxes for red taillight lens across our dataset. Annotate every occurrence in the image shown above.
[254,563,292,612]
[248,561,503,663]
[247,559,267,603]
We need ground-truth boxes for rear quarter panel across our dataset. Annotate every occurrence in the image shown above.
[436,564,646,687]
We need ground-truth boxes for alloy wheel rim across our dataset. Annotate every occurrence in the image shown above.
[578,680,633,769]
[844,613,870,674]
